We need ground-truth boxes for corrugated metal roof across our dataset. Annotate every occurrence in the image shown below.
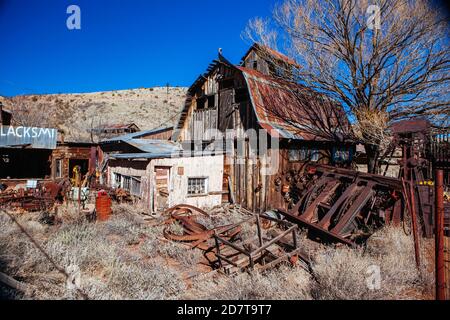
[126,139,181,154]
[96,123,138,130]
[241,43,300,68]
[237,66,351,141]
[0,126,58,149]
[101,126,173,143]
[110,150,224,160]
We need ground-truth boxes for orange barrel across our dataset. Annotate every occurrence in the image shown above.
[96,190,112,221]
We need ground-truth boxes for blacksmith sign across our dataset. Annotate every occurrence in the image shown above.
[0,125,58,149]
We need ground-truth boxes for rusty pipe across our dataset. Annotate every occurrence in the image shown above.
[435,169,445,300]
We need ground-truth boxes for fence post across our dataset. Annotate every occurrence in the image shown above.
[435,169,445,300]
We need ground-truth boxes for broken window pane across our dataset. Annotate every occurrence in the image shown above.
[187,177,208,195]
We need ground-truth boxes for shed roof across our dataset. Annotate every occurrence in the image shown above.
[93,123,140,132]
[101,126,173,143]
[109,150,224,160]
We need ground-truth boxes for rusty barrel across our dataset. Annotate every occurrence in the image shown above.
[96,190,112,221]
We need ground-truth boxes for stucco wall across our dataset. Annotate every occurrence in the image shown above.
[108,159,150,209]
[149,155,224,211]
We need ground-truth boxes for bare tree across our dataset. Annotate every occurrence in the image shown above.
[6,98,52,128]
[244,0,450,173]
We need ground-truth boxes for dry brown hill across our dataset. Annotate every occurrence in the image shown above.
[0,87,187,142]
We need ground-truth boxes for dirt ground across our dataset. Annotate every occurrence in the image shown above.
[0,203,435,300]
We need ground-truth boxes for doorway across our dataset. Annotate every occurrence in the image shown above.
[154,166,170,212]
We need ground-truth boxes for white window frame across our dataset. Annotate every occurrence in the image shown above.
[187,177,208,196]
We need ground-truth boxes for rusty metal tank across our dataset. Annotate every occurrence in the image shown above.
[95,190,112,221]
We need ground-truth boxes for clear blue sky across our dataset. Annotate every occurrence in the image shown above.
[0,0,275,96]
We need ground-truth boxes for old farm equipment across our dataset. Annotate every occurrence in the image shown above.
[0,180,69,212]
[278,165,403,245]
[278,119,449,248]
[163,204,310,274]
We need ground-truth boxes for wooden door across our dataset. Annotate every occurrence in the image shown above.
[218,89,234,132]
[154,166,170,212]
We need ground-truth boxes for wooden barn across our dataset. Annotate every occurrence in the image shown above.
[173,43,355,212]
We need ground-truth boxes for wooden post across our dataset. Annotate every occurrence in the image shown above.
[409,178,421,268]
[435,169,445,300]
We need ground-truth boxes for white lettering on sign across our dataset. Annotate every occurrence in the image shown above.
[0,126,56,139]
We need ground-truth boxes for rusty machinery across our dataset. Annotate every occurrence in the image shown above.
[278,165,404,246]
[162,204,310,273]
[277,119,448,249]
[0,180,70,212]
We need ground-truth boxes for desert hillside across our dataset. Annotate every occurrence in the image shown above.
[0,87,187,142]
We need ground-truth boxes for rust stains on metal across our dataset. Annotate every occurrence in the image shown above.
[237,66,352,142]
[277,164,405,245]
[0,180,69,212]
[162,204,310,274]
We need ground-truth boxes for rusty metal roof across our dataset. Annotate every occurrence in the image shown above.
[173,45,352,143]
[241,43,300,68]
[93,123,140,131]
[101,126,173,144]
[237,66,351,141]
[0,126,58,149]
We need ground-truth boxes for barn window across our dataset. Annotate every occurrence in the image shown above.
[122,175,131,191]
[55,159,63,178]
[187,177,208,196]
[130,176,141,197]
[114,173,122,188]
[220,78,234,90]
[289,146,320,162]
[234,88,249,103]
[207,95,216,108]
[196,96,206,110]
[333,146,352,163]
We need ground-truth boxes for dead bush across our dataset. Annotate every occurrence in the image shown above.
[310,226,433,300]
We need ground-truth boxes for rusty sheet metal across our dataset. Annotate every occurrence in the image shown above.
[240,43,300,68]
[163,204,242,250]
[237,66,352,141]
[0,125,58,149]
[0,180,69,212]
[278,164,404,245]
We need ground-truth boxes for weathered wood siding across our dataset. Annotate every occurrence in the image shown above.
[51,145,92,179]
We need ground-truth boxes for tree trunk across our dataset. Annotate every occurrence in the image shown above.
[364,143,380,174]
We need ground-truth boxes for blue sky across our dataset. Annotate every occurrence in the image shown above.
[0,0,275,96]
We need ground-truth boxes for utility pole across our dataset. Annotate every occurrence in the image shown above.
[166,82,170,119]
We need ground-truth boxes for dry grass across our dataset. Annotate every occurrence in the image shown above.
[185,265,312,300]
[310,226,433,300]
[0,205,434,300]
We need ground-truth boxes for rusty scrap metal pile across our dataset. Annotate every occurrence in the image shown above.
[162,204,310,274]
[0,180,70,212]
[278,164,408,246]
[162,163,441,273]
